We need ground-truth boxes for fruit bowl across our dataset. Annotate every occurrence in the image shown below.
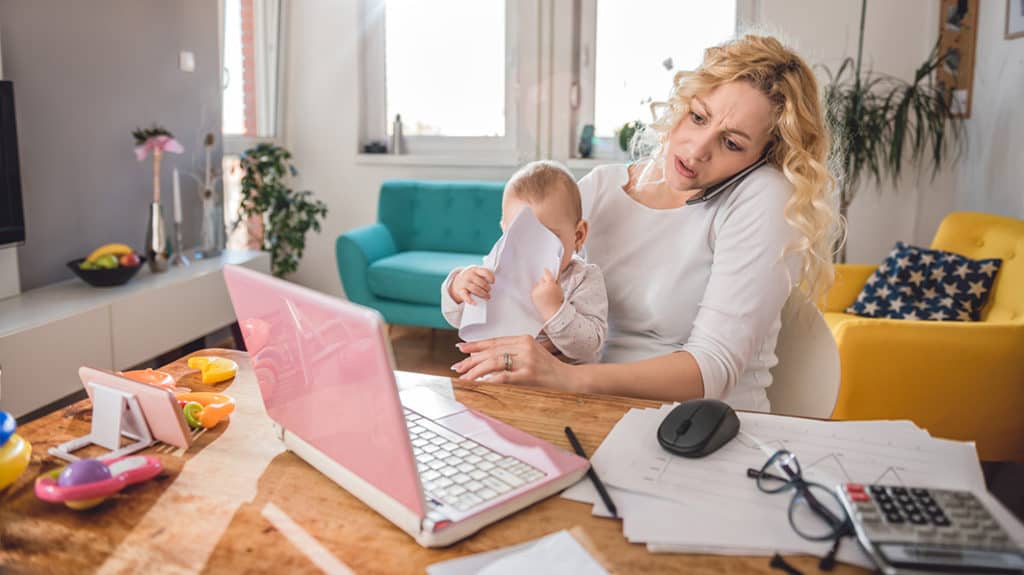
[67,256,146,287]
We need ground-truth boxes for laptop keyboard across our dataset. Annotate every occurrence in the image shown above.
[404,408,547,512]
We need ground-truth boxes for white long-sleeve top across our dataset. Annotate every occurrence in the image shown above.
[441,256,609,364]
[579,164,800,412]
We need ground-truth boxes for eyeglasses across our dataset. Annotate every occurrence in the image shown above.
[747,449,854,571]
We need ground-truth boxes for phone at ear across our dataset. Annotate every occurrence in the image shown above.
[686,156,768,206]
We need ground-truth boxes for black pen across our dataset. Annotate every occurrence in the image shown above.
[564,425,618,519]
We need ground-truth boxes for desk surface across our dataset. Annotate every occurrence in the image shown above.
[0,350,867,574]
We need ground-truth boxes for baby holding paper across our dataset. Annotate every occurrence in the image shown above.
[441,161,608,364]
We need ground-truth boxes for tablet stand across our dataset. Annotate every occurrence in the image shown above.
[49,382,154,462]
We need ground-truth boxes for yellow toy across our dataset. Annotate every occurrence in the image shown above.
[0,411,31,490]
[187,356,239,385]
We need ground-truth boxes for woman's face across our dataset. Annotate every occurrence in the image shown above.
[662,81,775,193]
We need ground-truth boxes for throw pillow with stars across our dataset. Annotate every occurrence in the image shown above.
[847,242,1002,321]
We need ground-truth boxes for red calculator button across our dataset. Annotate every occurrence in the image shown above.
[850,492,870,502]
[845,483,865,493]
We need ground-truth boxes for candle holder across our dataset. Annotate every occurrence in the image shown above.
[170,221,190,267]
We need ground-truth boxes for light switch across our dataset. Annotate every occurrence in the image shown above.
[179,51,195,73]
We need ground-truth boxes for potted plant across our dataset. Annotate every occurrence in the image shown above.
[617,120,643,154]
[237,143,328,277]
[822,0,964,262]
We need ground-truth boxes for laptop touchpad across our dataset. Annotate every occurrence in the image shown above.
[400,387,466,420]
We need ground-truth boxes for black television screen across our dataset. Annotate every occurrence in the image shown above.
[0,80,25,247]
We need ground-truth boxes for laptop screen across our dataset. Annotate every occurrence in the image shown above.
[223,265,424,517]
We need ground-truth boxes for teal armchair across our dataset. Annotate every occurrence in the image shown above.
[336,180,504,328]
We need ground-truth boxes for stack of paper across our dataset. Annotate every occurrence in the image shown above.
[458,207,563,342]
[427,529,609,575]
[562,405,1024,569]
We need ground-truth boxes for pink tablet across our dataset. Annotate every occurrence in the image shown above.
[78,367,192,449]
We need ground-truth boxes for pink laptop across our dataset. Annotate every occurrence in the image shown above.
[222,265,588,547]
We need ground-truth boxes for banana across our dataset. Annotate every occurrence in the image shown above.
[85,243,134,263]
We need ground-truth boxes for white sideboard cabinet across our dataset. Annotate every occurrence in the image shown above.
[0,250,270,417]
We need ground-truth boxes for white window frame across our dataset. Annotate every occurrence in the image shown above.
[220,0,288,156]
[359,0,537,163]
[570,0,758,161]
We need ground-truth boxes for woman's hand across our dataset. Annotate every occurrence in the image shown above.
[452,335,577,391]
[449,266,495,305]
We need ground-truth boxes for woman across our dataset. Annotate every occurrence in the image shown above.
[452,35,838,411]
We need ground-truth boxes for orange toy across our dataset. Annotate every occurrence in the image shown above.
[119,369,176,391]
[174,392,236,428]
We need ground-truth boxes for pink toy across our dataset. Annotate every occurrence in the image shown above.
[59,458,111,487]
[35,455,162,510]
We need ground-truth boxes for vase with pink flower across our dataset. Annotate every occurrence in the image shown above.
[133,125,184,272]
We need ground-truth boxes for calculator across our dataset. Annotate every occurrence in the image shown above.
[837,483,1024,574]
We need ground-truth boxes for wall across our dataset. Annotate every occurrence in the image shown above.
[0,0,222,290]
[951,1,1023,218]
[283,0,1019,298]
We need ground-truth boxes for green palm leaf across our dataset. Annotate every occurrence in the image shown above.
[823,0,964,262]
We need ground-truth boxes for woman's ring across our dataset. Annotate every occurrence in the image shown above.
[503,352,512,371]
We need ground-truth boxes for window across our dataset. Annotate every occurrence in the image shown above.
[361,0,524,159]
[222,0,282,143]
[359,0,745,163]
[576,0,739,157]
[384,0,506,137]
[220,0,285,249]
[222,0,247,136]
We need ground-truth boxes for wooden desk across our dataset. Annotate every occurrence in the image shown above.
[1,350,867,574]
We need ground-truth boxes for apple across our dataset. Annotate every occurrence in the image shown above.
[119,252,141,267]
[95,254,119,269]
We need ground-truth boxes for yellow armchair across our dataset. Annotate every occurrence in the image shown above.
[824,212,1024,461]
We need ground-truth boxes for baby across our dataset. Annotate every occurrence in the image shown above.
[441,161,608,364]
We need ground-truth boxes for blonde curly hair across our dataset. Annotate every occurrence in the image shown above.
[636,34,841,305]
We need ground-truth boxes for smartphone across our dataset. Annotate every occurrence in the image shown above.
[686,156,768,206]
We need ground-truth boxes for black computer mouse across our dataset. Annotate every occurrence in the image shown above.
[657,399,740,458]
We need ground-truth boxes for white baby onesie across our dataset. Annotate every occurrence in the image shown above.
[440,255,609,364]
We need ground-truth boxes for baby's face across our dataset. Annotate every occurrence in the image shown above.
[501,194,579,274]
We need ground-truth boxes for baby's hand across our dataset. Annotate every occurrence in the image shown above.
[449,266,495,305]
[531,269,563,321]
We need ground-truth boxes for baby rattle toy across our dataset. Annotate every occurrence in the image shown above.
[35,455,162,510]
[175,392,236,429]
[187,356,239,385]
[0,410,31,490]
